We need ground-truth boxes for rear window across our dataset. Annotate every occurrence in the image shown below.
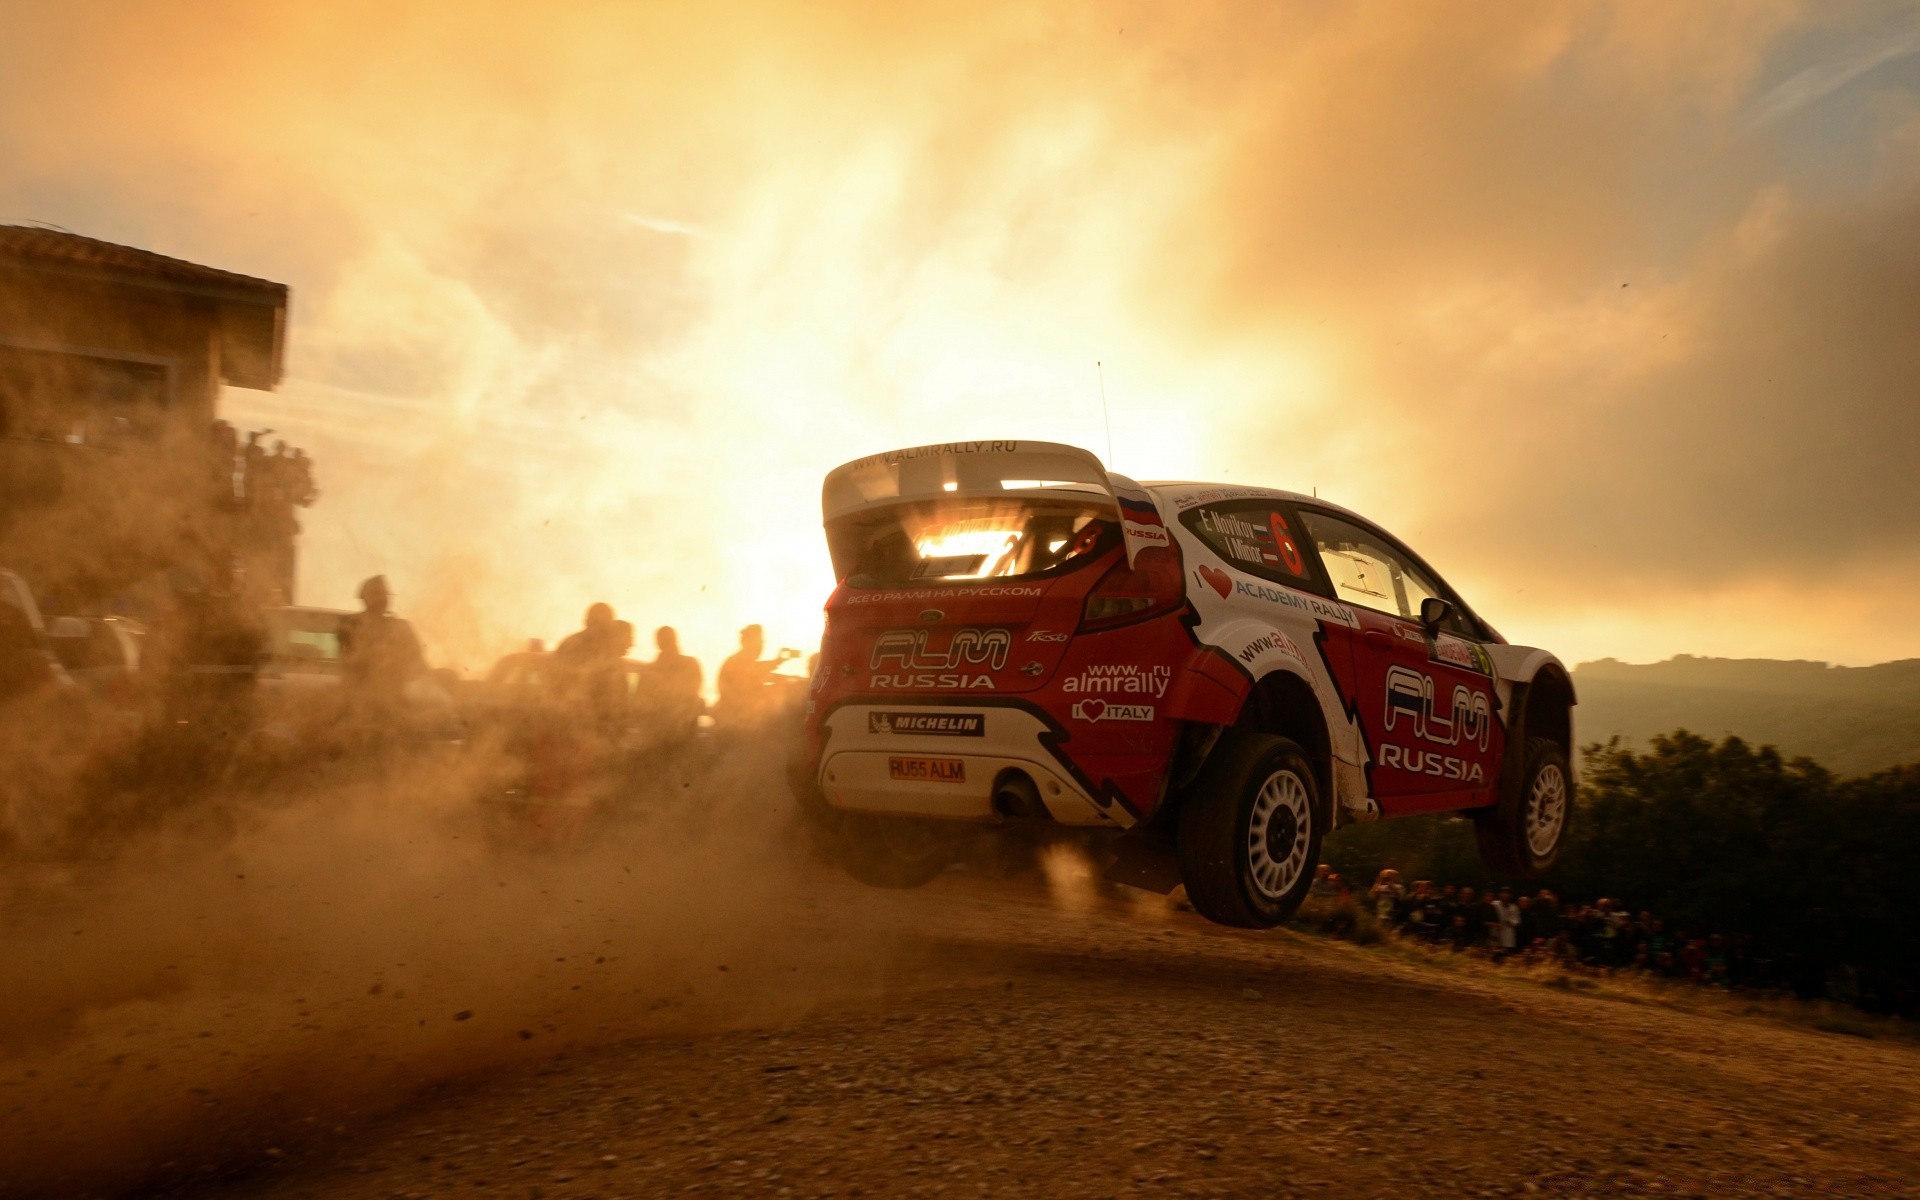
[828,498,1118,586]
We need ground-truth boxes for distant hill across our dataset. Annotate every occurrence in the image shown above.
[1570,655,1920,777]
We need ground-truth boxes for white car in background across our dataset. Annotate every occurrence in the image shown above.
[257,605,461,738]
[46,615,145,694]
[1,567,71,691]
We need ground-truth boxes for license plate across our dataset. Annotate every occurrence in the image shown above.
[888,756,966,783]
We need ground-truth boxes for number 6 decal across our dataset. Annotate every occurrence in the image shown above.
[1269,511,1307,576]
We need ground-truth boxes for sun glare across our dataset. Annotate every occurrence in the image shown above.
[913,525,1022,579]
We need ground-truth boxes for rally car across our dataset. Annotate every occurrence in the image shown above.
[794,441,1574,928]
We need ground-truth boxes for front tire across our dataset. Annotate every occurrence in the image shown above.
[1177,733,1325,929]
[1474,736,1571,877]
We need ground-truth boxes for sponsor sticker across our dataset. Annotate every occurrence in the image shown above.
[889,756,966,783]
[839,442,1027,474]
[1237,630,1307,666]
[1378,743,1484,784]
[1121,521,1171,547]
[870,627,1011,672]
[871,673,996,690]
[846,586,1043,605]
[1060,664,1171,697]
[1117,490,1171,556]
[1070,700,1154,723]
[1383,665,1494,751]
[1432,635,1495,676]
[1228,577,1354,625]
[878,441,1021,466]
[869,711,985,737]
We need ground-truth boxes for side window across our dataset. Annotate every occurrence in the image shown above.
[1299,510,1462,630]
[1180,501,1316,587]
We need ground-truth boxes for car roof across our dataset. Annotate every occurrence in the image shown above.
[1140,481,1375,528]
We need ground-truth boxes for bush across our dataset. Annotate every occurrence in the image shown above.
[1319,732,1920,1015]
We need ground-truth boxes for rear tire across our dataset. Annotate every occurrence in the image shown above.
[1474,736,1571,877]
[1177,732,1325,929]
[837,814,954,889]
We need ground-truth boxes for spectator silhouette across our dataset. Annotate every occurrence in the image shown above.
[555,603,619,665]
[338,575,424,703]
[714,624,796,728]
[552,603,630,726]
[647,626,703,735]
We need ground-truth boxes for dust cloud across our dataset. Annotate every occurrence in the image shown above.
[0,732,909,1198]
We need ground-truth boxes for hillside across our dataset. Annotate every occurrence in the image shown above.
[1571,655,1920,776]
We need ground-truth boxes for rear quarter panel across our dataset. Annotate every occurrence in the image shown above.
[1157,487,1368,774]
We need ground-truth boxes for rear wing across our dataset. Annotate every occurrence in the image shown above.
[820,440,1169,564]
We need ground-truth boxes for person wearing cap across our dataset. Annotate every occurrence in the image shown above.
[338,575,425,702]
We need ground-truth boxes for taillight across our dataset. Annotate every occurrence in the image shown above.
[1081,547,1185,631]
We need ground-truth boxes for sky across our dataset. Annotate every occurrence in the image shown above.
[3,0,1919,673]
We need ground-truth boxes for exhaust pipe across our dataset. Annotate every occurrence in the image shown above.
[991,771,1047,821]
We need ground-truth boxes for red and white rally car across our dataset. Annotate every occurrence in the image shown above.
[795,441,1575,928]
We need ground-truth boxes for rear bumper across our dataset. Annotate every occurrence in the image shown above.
[816,702,1122,826]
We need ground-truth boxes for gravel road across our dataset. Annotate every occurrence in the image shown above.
[142,873,1918,1200]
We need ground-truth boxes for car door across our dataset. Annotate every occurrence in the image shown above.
[1295,509,1502,814]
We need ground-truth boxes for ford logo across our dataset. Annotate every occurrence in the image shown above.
[920,609,944,622]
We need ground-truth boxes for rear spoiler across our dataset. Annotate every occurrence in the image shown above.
[820,440,1170,564]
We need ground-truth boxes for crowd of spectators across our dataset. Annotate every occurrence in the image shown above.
[482,602,809,744]
[1305,865,1758,990]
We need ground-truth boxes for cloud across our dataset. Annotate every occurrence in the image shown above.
[1,0,1917,667]
[623,214,708,238]
[1745,18,1920,130]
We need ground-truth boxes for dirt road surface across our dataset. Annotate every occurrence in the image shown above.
[95,871,1915,1200]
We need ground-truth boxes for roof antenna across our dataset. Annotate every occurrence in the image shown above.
[1096,360,1114,468]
